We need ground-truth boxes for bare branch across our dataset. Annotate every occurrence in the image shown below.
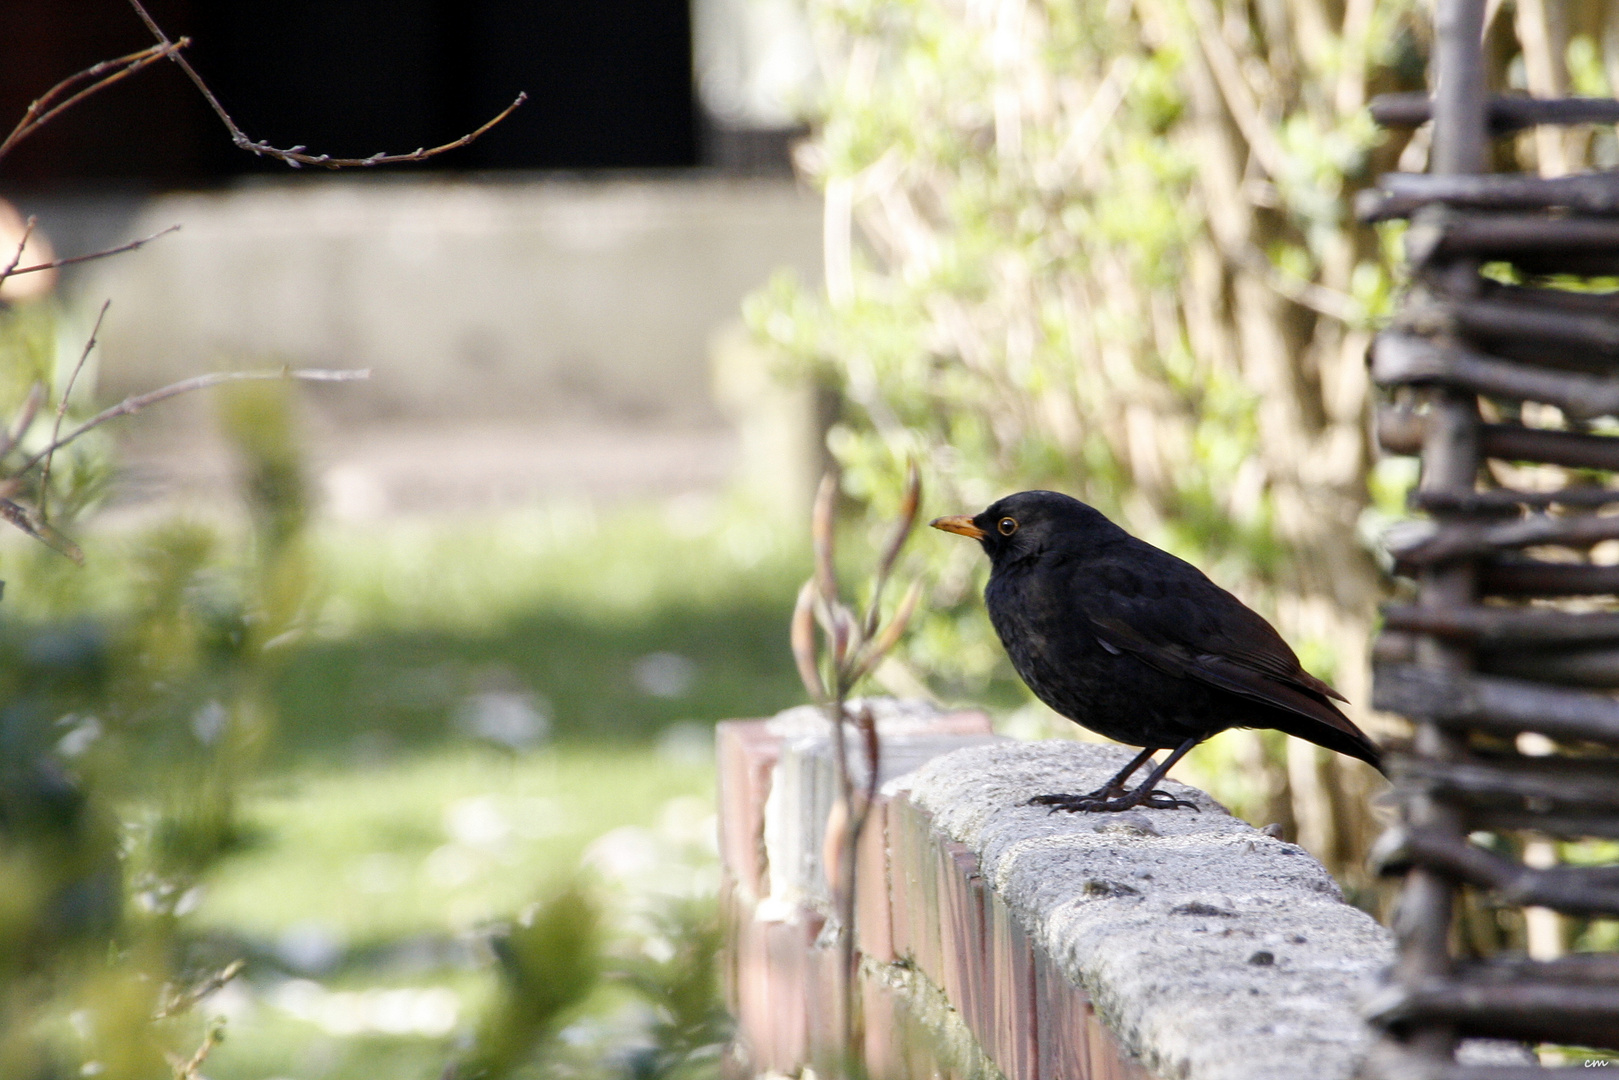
[0,384,45,461]
[165,1017,226,1080]
[829,601,854,674]
[126,0,525,170]
[864,460,921,639]
[812,473,839,603]
[17,367,370,475]
[40,300,109,522]
[1232,246,1361,324]
[5,225,181,280]
[0,499,83,564]
[0,216,36,290]
[154,959,245,1021]
[0,41,184,164]
[793,465,924,1080]
[855,701,879,812]
[792,580,827,703]
[1184,0,1287,180]
[847,579,924,685]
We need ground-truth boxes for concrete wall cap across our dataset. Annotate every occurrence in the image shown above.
[903,739,1395,1080]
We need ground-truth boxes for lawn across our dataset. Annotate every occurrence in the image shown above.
[194,745,721,1080]
[5,499,814,1079]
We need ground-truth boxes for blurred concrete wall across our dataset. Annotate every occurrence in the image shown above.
[30,176,822,425]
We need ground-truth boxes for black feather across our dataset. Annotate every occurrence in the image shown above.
[953,490,1381,773]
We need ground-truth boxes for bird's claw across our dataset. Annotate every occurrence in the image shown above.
[1024,789,1198,814]
[1137,789,1199,812]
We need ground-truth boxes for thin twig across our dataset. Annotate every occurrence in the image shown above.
[17,367,370,476]
[864,461,921,639]
[792,581,828,703]
[0,499,82,563]
[0,41,184,163]
[847,580,923,686]
[1232,246,1362,324]
[1184,0,1287,180]
[5,225,181,280]
[812,474,840,606]
[0,216,36,290]
[126,0,525,169]
[40,300,109,523]
[154,959,245,1021]
[0,383,45,461]
[165,1018,226,1080]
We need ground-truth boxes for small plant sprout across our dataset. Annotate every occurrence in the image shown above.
[790,462,923,1077]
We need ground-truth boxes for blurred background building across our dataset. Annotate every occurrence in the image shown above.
[1,0,825,522]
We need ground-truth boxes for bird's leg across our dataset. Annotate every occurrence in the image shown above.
[1027,737,1201,813]
[1027,746,1157,809]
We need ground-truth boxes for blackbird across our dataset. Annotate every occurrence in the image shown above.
[932,490,1382,813]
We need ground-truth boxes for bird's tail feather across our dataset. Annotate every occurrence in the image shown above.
[1262,710,1384,774]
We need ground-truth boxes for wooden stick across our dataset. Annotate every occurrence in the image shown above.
[1367,976,1619,1047]
[1447,297,1619,356]
[1397,297,1619,356]
[1478,560,1619,597]
[1461,952,1619,984]
[1483,647,1619,687]
[1383,604,1619,645]
[1372,333,1619,418]
[1480,280,1619,315]
[1375,823,1619,916]
[1386,513,1619,564]
[1406,212,1619,269]
[1393,755,1619,811]
[1369,91,1619,132]
[1377,631,1619,688]
[1373,662,1619,745]
[1358,168,1619,220]
[1378,408,1619,471]
[1408,487,1619,513]
[1387,3,1487,1057]
[1467,807,1619,839]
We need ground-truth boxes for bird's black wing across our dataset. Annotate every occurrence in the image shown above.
[1073,546,1378,765]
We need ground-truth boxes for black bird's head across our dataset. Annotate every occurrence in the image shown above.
[930,490,1122,568]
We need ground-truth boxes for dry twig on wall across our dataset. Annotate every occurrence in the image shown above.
[790,465,924,1080]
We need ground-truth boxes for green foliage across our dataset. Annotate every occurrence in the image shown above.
[760,11,1218,668]
[0,308,324,1077]
[749,0,1425,870]
[611,898,730,1080]
[457,884,604,1079]
[184,743,728,1080]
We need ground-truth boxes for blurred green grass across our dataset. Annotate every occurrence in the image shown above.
[198,746,718,950]
[16,498,812,1080]
[6,500,810,762]
[277,502,809,760]
[195,745,718,1080]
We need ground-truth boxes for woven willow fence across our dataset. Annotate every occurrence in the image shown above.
[1364,0,1619,1070]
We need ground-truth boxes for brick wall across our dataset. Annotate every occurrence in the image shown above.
[716,700,1406,1080]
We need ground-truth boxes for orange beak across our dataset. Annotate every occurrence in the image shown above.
[930,515,986,540]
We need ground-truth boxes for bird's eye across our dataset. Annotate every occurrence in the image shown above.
[997,517,1018,536]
